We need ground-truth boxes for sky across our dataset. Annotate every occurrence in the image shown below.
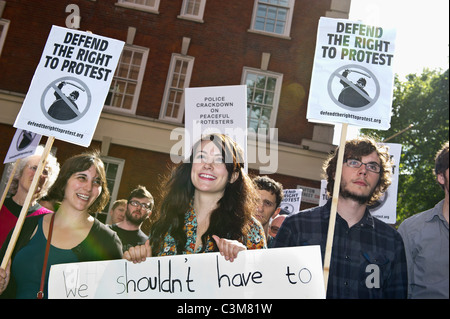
[349,0,449,79]
[333,0,449,144]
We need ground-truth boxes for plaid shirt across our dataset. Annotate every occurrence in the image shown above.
[273,200,407,299]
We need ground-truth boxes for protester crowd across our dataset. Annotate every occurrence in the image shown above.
[0,134,448,299]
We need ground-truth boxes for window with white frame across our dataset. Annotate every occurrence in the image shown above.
[250,0,295,38]
[104,45,148,114]
[243,68,283,133]
[179,0,207,21]
[0,19,10,57]
[116,0,160,13]
[99,156,125,222]
[159,54,194,123]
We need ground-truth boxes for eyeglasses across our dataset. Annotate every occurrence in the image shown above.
[27,165,49,176]
[344,159,381,173]
[128,200,152,211]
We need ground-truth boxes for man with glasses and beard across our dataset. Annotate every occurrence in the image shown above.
[273,137,407,299]
[109,185,154,252]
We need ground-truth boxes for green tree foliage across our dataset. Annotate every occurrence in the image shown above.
[361,68,449,224]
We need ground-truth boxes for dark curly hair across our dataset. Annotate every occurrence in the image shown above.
[252,175,284,207]
[46,150,110,215]
[149,133,259,254]
[324,136,392,206]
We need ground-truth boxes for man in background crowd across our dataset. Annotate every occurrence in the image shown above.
[109,185,154,252]
[398,141,449,299]
[252,176,284,244]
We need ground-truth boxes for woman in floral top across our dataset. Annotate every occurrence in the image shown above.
[124,134,266,263]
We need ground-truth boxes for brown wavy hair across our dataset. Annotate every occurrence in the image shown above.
[149,134,259,254]
[46,150,110,214]
[324,136,392,206]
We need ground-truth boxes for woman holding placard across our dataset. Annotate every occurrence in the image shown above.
[124,133,266,263]
[0,151,122,299]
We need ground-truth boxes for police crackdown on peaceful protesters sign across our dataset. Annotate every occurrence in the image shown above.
[14,26,124,147]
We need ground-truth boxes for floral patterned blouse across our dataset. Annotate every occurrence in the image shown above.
[157,202,266,256]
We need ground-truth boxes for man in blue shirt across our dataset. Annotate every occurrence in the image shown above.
[273,137,407,298]
[398,141,449,298]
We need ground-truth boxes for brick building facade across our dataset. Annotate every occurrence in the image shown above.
[0,0,350,222]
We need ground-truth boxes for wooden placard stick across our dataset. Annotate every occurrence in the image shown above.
[0,159,21,209]
[322,123,348,293]
[1,137,55,270]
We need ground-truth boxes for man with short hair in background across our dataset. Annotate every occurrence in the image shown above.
[109,185,154,253]
[398,141,449,299]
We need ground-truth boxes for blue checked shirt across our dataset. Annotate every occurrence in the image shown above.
[273,200,408,299]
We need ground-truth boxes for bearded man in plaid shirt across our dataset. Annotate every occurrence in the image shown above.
[273,137,407,299]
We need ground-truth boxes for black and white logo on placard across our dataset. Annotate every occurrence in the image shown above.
[281,203,295,214]
[41,77,91,124]
[16,130,37,151]
[328,64,380,111]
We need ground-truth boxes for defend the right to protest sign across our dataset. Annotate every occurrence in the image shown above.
[13,25,124,147]
[280,189,303,214]
[307,17,396,130]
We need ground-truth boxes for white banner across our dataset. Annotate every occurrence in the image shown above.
[307,17,396,130]
[14,26,124,147]
[48,246,325,299]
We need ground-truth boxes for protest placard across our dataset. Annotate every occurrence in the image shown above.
[48,246,325,299]
[184,85,247,164]
[368,143,402,224]
[307,17,396,130]
[280,189,303,214]
[297,185,320,205]
[319,179,329,206]
[13,25,124,147]
[3,129,42,164]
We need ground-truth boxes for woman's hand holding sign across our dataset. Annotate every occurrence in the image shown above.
[123,236,246,263]
[123,240,152,264]
[213,235,246,262]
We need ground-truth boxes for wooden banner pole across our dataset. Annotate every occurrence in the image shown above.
[323,123,348,293]
[1,137,55,270]
[0,159,21,210]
